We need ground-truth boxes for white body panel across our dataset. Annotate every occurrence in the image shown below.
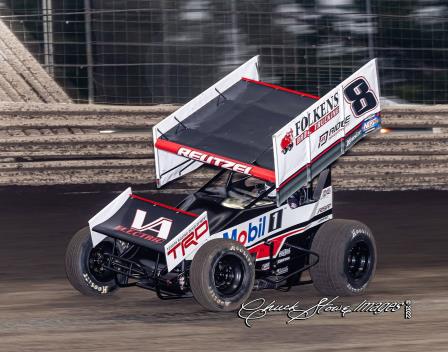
[153,56,260,187]
[89,187,133,247]
[164,211,210,271]
[210,186,333,260]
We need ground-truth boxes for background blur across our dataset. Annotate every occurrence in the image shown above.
[0,0,447,105]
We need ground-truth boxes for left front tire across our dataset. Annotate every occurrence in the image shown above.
[189,239,255,311]
[65,226,118,296]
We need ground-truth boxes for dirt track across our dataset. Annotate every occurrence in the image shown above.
[0,188,447,352]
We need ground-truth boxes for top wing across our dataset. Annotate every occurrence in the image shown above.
[153,59,318,184]
[155,78,317,183]
[153,57,381,206]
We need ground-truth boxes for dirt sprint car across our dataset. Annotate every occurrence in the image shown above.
[66,56,381,311]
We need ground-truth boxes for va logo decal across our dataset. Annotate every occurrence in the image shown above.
[113,209,173,244]
[131,209,173,240]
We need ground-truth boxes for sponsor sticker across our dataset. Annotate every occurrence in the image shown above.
[223,209,283,247]
[278,248,291,257]
[275,266,288,275]
[345,129,362,148]
[362,115,381,133]
[318,115,350,148]
[165,212,210,271]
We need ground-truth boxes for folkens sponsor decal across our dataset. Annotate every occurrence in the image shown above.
[279,91,341,152]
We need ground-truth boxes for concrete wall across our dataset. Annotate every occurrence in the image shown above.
[1,103,446,191]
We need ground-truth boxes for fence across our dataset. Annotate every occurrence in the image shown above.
[0,1,447,105]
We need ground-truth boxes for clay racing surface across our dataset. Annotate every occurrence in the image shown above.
[0,188,447,351]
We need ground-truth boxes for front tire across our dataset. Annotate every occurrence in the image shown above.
[310,219,376,296]
[189,239,255,311]
[65,226,118,296]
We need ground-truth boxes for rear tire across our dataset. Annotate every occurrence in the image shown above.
[65,226,118,296]
[189,239,255,311]
[310,219,376,296]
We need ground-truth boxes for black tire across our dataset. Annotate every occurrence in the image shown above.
[310,219,376,296]
[189,239,255,311]
[65,226,118,296]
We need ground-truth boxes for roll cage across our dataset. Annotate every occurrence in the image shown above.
[176,168,330,234]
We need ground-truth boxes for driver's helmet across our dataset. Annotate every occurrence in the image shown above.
[287,187,309,208]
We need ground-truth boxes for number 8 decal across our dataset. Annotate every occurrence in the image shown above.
[344,77,378,117]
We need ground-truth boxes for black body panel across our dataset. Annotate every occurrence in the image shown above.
[162,79,316,170]
[93,196,198,253]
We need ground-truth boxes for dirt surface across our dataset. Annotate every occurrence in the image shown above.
[0,188,447,352]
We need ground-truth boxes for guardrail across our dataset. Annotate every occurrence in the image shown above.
[1,103,447,191]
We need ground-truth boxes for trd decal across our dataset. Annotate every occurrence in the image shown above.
[164,212,210,271]
[166,220,209,260]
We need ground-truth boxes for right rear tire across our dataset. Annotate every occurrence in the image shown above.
[310,219,376,296]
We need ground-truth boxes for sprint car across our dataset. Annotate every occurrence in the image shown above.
[65,57,381,311]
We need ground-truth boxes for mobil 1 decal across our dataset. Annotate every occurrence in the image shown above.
[222,209,283,247]
[268,209,283,232]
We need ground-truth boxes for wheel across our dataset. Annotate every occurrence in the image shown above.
[65,226,118,296]
[189,239,255,311]
[310,219,376,296]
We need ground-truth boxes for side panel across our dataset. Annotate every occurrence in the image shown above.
[88,187,133,247]
[154,56,260,187]
[272,59,381,205]
[211,186,333,260]
[164,211,210,271]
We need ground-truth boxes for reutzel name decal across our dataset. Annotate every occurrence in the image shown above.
[178,148,252,174]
